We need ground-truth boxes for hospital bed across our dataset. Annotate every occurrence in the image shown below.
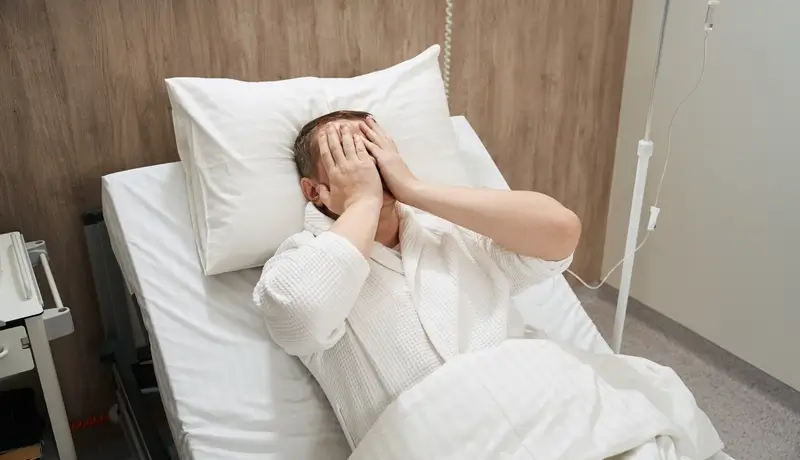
[89,117,734,460]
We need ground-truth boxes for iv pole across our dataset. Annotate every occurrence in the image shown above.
[610,0,673,353]
[611,0,718,353]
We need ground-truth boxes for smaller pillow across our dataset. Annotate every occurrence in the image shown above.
[167,45,470,275]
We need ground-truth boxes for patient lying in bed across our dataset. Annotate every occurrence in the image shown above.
[254,110,579,445]
[254,111,723,459]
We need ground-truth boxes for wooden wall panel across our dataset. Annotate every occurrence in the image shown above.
[0,0,631,418]
[449,0,633,278]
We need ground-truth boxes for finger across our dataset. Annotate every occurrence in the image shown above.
[353,134,369,161]
[340,125,359,160]
[368,117,399,150]
[359,121,387,149]
[361,136,386,162]
[366,116,392,142]
[318,132,335,170]
[361,135,377,151]
[326,124,346,165]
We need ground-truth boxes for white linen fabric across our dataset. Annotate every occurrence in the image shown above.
[101,116,735,460]
[253,203,572,447]
[102,165,351,460]
[166,45,470,275]
[349,339,724,460]
[99,116,607,460]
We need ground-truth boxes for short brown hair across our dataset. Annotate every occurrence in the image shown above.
[293,110,372,178]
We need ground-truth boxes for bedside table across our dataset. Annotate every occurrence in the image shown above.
[1,232,76,460]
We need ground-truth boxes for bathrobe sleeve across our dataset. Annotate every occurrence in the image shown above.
[458,226,573,295]
[253,231,370,356]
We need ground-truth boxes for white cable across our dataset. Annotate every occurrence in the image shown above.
[442,0,453,98]
[568,234,650,290]
[654,31,709,206]
[567,30,710,290]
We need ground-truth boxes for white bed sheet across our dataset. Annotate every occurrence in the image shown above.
[103,164,350,459]
[102,117,732,460]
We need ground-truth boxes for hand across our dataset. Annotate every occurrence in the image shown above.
[359,117,420,203]
[318,124,384,215]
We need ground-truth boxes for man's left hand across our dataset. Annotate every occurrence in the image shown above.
[359,117,420,203]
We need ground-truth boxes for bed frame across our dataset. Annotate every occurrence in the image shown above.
[83,211,171,460]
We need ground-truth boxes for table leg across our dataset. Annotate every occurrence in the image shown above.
[25,315,77,460]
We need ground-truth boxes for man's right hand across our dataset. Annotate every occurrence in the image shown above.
[318,124,384,215]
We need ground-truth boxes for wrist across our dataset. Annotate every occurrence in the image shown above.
[396,179,427,206]
[345,195,383,212]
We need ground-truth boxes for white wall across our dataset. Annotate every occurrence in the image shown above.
[605,0,800,390]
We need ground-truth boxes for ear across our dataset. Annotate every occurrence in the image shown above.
[300,177,323,205]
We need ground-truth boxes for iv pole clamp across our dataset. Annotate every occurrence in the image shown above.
[610,0,672,354]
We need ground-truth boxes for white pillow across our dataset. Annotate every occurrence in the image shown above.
[167,45,470,275]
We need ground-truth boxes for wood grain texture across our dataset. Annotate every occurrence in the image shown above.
[449,0,633,278]
[0,0,631,418]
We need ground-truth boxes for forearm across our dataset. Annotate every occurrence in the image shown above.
[403,183,580,261]
[330,199,381,257]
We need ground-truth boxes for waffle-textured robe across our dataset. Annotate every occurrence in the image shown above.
[254,203,571,447]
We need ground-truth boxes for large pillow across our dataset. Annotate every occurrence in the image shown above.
[167,45,470,275]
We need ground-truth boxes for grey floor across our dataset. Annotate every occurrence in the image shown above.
[64,289,800,460]
[578,286,800,460]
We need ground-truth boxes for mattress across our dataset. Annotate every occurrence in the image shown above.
[102,117,732,460]
[103,175,349,458]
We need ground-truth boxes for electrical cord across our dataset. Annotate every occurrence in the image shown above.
[442,0,453,98]
[569,233,651,290]
[567,30,710,290]
[654,31,710,207]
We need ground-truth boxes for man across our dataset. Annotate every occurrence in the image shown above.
[253,110,581,448]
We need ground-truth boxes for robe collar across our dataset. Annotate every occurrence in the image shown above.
[303,202,411,274]
[304,202,458,359]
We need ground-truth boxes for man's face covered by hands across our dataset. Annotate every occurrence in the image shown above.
[301,118,395,215]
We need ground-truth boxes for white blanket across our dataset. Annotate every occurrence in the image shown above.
[349,340,723,460]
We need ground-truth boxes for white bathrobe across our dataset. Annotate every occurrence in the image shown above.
[253,202,571,447]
